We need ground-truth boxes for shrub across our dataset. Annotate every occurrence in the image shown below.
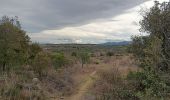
[28,43,42,63]
[71,52,77,57]
[32,52,51,77]
[94,68,138,100]
[100,53,104,56]
[127,70,168,99]
[106,51,114,56]
[78,51,90,68]
[95,61,99,65]
[51,52,68,70]
[128,1,170,99]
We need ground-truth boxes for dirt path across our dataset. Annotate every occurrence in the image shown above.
[65,71,96,100]
[54,56,137,100]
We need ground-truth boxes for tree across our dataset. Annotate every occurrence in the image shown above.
[0,16,30,72]
[140,1,170,70]
[28,43,42,63]
[129,1,170,98]
[78,51,90,68]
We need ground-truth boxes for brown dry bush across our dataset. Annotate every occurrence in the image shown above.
[0,71,47,100]
[93,68,138,100]
[41,68,75,97]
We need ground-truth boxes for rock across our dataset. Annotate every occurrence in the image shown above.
[32,78,39,84]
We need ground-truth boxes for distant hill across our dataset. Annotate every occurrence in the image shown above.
[101,41,131,46]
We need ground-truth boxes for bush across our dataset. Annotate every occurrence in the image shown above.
[32,52,51,77]
[127,70,168,99]
[106,51,114,56]
[78,51,90,68]
[28,43,42,63]
[71,52,77,57]
[100,53,104,56]
[128,1,170,99]
[94,68,138,100]
[95,61,99,64]
[51,52,68,70]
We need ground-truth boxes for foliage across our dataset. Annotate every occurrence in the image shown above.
[77,50,90,68]
[94,68,138,100]
[28,43,42,63]
[51,52,68,70]
[0,15,76,99]
[0,16,30,72]
[71,52,77,57]
[131,36,164,70]
[127,71,167,99]
[129,1,170,99]
[139,0,170,69]
[32,52,51,77]
[106,51,114,56]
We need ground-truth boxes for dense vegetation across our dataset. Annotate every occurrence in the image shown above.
[0,16,75,99]
[129,1,170,99]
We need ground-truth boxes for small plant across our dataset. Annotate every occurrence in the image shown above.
[106,51,114,56]
[71,52,77,57]
[95,61,99,64]
[100,53,104,56]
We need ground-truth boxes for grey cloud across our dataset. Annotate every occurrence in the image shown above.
[0,0,149,33]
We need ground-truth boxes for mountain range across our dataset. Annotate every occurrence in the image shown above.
[101,41,131,46]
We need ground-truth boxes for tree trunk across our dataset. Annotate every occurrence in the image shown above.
[82,63,84,68]
[2,61,6,72]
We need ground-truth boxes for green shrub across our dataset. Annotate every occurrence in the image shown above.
[32,52,51,77]
[28,43,42,63]
[71,52,77,57]
[106,51,114,56]
[51,52,68,70]
[127,70,168,99]
[95,61,99,64]
[128,1,170,99]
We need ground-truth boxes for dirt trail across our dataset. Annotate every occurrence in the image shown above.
[55,56,137,100]
[65,71,96,100]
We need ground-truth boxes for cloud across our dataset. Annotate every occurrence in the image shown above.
[2,0,167,44]
[0,0,148,33]
[30,5,142,44]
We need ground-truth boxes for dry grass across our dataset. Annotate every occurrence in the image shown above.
[58,55,139,100]
[0,54,138,100]
[90,55,140,100]
[0,65,75,100]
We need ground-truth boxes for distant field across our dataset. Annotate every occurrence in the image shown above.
[40,44,128,55]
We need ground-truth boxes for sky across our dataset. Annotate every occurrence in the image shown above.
[0,0,169,44]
